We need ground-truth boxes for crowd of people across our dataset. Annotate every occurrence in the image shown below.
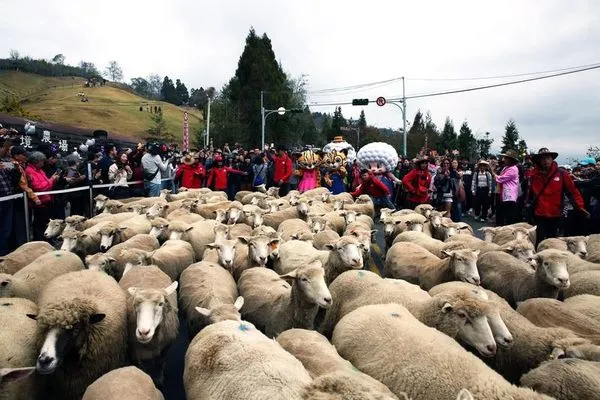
[1,124,600,256]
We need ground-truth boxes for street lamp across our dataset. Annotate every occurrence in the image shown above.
[260,90,303,149]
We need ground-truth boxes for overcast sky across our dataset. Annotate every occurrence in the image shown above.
[2,0,599,161]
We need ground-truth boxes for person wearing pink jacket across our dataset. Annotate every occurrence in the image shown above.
[25,151,59,240]
[492,150,520,226]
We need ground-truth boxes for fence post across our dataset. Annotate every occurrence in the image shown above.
[87,162,94,217]
[22,194,30,243]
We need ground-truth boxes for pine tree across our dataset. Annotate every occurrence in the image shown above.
[501,119,520,153]
[457,120,477,161]
[146,110,174,142]
[407,110,426,157]
[436,117,458,155]
[476,132,494,158]
[358,109,367,130]
[160,76,178,105]
[329,107,347,140]
[175,79,189,105]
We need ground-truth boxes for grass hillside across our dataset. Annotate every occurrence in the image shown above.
[0,70,203,142]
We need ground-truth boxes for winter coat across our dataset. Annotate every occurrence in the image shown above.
[25,164,54,205]
[175,163,205,189]
[402,168,432,203]
[351,174,390,198]
[207,166,244,190]
[270,153,293,183]
[495,164,519,202]
[529,162,585,218]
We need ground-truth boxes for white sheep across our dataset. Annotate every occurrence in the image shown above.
[0,241,55,274]
[262,201,311,230]
[60,220,112,258]
[414,203,434,218]
[183,320,312,400]
[238,260,332,337]
[165,207,204,223]
[202,238,240,270]
[277,218,312,242]
[230,234,280,281]
[520,359,600,400]
[313,230,341,250]
[82,366,164,400]
[587,233,600,262]
[392,230,464,258]
[133,239,195,281]
[384,242,480,289]
[564,294,600,323]
[44,219,66,240]
[98,215,152,251]
[179,261,243,338]
[563,270,600,298]
[537,236,588,258]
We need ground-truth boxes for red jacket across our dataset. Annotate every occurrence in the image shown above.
[351,174,390,198]
[25,165,54,205]
[175,163,205,189]
[271,153,293,183]
[207,166,244,190]
[402,168,432,204]
[529,162,585,218]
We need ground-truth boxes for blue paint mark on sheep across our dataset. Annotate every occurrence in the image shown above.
[389,312,400,318]
[357,271,365,278]
[238,323,251,332]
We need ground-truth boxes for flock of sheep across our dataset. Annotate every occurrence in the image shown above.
[1,184,600,400]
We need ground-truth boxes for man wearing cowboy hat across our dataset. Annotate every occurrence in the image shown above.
[472,159,493,222]
[528,147,589,245]
[174,152,205,189]
[492,149,520,226]
[401,156,432,209]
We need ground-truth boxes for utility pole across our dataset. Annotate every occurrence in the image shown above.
[205,97,211,148]
[260,90,265,150]
[402,77,407,157]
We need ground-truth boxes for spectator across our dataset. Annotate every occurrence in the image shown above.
[402,157,432,209]
[227,154,245,200]
[175,152,205,190]
[25,151,59,241]
[141,143,169,197]
[64,154,87,216]
[108,151,133,199]
[267,146,293,197]
[10,146,35,248]
[289,151,301,191]
[434,158,455,217]
[471,160,493,222]
[99,143,117,184]
[206,154,247,192]
[0,139,22,255]
[492,150,520,226]
[351,168,395,212]
[528,148,589,246]
[460,157,473,215]
[251,153,268,191]
[449,159,465,222]
[351,159,361,191]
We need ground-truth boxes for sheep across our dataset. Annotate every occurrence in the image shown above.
[0,241,55,275]
[587,233,600,262]
[423,218,457,241]
[318,210,347,235]
[134,239,195,281]
[277,218,312,242]
[382,213,427,245]
[481,225,536,245]
[165,207,204,223]
[98,215,152,251]
[60,220,112,257]
[321,191,354,204]
[275,236,364,285]
[564,294,600,323]
[228,223,253,238]
[384,242,480,290]
[339,209,374,229]
[82,366,165,400]
[307,215,329,234]
[563,270,600,298]
[414,203,434,218]
[331,303,553,400]
[0,297,40,400]
[240,205,266,228]
[231,234,281,281]
[477,250,570,307]
[520,359,600,400]
[0,250,84,302]
[430,282,600,383]
[168,219,219,259]
[318,270,500,357]
[235,190,253,202]
[313,230,341,250]
[179,261,243,338]
[343,222,376,260]
[194,201,234,219]
[516,298,600,345]
[32,269,127,400]
[93,194,109,213]
[537,236,588,258]
[238,260,332,337]
[392,230,464,258]
[224,201,244,225]
[201,239,240,270]
[119,265,179,385]
[165,190,201,202]
[44,218,66,239]
[561,253,600,275]
[183,319,311,400]
[165,220,193,241]
[145,202,172,219]
[337,195,375,218]
[454,222,474,235]
[101,199,130,214]
[276,329,399,400]
[303,187,331,198]
[125,203,149,215]
[84,211,139,228]
[262,201,311,230]
[85,234,160,280]
[64,214,89,230]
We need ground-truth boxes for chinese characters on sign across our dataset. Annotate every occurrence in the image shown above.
[58,139,68,152]
[20,135,32,149]
[41,130,51,143]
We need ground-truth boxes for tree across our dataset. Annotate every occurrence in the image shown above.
[501,119,520,153]
[130,77,151,98]
[587,146,600,160]
[358,109,367,130]
[160,76,178,104]
[476,132,494,158]
[9,49,20,60]
[104,60,123,82]
[146,110,174,142]
[457,120,477,160]
[52,54,65,65]
[78,61,99,77]
[175,79,189,105]
[517,139,528,158]
[436,117,458,154]
[328,107,347,140]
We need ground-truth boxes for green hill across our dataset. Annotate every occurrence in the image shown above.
[0,70,203,142]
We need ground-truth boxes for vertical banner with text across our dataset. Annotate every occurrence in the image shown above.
[182,111,189,152]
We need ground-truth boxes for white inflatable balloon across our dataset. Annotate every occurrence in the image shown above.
[356,142,399,173]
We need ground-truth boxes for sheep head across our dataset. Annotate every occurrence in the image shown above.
[85,253,117,276]
[206,240,238,270]
[325,236,364,270]
[126,204,148,215]
[127,281,178,344]
[560,236,588,258]
[44,219,65,239]
[533,250,570,289]
[441,249,481,286]
[308,216,328,233]
[429,210,447,228]
[501,238,536,266]
[0,273,14,297]
[64,215,87,231]
[196,296,244,324]
[239,235,279,266]
[167,221,193,240]
[93,194,109,212]
[149,217,169,239]
[279,261,332,308]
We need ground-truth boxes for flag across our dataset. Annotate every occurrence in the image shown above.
[182,111,189,152]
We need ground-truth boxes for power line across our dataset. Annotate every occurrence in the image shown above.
[307,76,403,94]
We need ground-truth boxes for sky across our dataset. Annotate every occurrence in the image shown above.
[2,0,600,162]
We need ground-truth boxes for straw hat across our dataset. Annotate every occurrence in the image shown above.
[477,159,490,166]
[498,149,519,162]
[530,147,558,162]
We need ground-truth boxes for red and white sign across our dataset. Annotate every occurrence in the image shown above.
[182,111,189,152]
[376,96,386,107]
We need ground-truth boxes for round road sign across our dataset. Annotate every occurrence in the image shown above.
[376,96,386,107]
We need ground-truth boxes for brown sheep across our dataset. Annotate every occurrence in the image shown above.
[564,294,600,323]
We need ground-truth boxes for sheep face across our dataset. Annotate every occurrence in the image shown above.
[246,210,264,228]
[214,209,227,224]
[416,205,433,219]
[480,227,497,242]
[103,201,124,214]
[94,195,109,212]
[196,296,244,324]
[0,274,14,297]
[227,207,243,225]
[146,203,169,219]
[321,192,331,203]
[280,262,332,308]
[553,343,600,361]
[149,220,169,238]
[308,217,327,234]
[297,200,312,217]
[206,240,238,269]
[127,282,177,344]
[60,232,87,252]
[534,251,570,289]
[288,194,300,206]
[341,210,358,225]
[85,254,116,275]
[64,215,87,231]
[502,241,536,266]
[126,204,147,215]
[440,222,457,240]
[379,208,395,223]
[561,236,588,258]
[442,249,480,285]
[239,236,279,266]
[35,313,106,375]
[327,238,364,269]
[429,211,446,229]
[44,219,65,239]
[267,200,282,213]
[100,228,119,252]
[382,218,397,238]
[405,220,424,233]
[168,224,193,241]
[344,228,372,259]
[441,301,497,357]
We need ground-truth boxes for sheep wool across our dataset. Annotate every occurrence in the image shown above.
[520,359,600,400]
[82,366,164,400]
[0,241,55,275]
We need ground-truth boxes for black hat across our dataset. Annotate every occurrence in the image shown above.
[530,147,558,162]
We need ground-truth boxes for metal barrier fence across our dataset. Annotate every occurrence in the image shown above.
[0,177,173,245]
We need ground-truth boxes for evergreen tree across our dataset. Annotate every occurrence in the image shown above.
[476,132,494,158]
[501,119,520,153]
[160,76,178,104]
[175,79,189,105]
[407,110,426,157]
[423,112,440,155]
[329,106,347,140]
[358,109,367,130]
[517,139,528,158]
[457,120,477,161]
[436,117,458,155]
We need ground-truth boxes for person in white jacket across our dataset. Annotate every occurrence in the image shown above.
[108,152,133,199]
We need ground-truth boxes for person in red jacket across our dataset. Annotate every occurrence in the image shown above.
[528,147,589,246]
[175,152,206,189]
[206,155,247,191]
[401,157,432,209]
[351,169,395,212]
[267,146,293,196]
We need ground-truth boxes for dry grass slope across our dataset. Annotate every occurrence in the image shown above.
[0,70,203,141]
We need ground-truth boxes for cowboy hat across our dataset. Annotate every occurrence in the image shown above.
[477,159,490,165]
[498,149,519,162]
[530,147,558,162]
[182,153,196,165]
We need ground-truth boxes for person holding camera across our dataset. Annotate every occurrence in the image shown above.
[141,143,169,197]
[108,151,133,199]
[25,151,60,241]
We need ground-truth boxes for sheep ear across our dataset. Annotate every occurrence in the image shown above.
[128,287,138,296]
[472,250,480,257]
[234,296,244,310]
[26,314,37,321]
[89,313,105,324]
[442,302,453,313]
[0,367,35,383]
[456,388,474,400]
[441,250,453,258]
[290,233,300,240]
[237,236,250,245]
[279,270,298,281]
[186,226,194,232]
[164,281,178,296]
[269,239,280,246]
[324,244,335,250]
[195,307,212,317]
[370,230,377,239]
[440,211,448,217]
[528,226,537,234]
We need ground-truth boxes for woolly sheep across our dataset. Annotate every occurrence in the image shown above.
[93,194,109,212]
[321,191,354,204]
[0,241,54,275]
[145,202,172,219]
[179,261,243,338]
[174,220,220,260]
[563,270,600,298]
[60,220,112,257]
[82,366,164,400]
[134,239,195,281]
[313,230,341,250]
[277,218,312,242]
[227,223,253,238]
[262,201,311,230]
[240,205,266,228]
[165,207,204,223]
[102,199,131,214]
[562,253,600,275]
[423,218,457,241]
[516,298,600,345]
[414,203,434,218]
[337,195,374,218]
[331,303,553,400]
[119,265,179,385]
[202,239,240,270]
[302,370,401,400]
[318,210,347,235]
[0,298,40,400]
[339,209,374,229]
[44,218,66,239]
[454,222,474,235]
[194,201,234,220]
[481,225,536,245]
[125,203,149,215]
[275,236,364,285]
[588,233,600,262]
[98,215,152,251]
[392,230,465,258]
[520,359,600,400]
[564,294,600,323]
[477,250,570,307]
[165,220,194,241]
[447,235,536,264]
[537,236,588,258]
[85,211,139,228]
[238,260,332,337]
[0,250,84,302]
[32,270,127,400]
[430,282,600,383]
[318,270,499,357]
[183,319,311,400]
[343,221,376,260]
[64,215,88,230]
[307,215,329,234]
[384,242,480,289]
[230,235,280,281]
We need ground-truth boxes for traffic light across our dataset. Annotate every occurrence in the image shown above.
[352,98,369,106]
